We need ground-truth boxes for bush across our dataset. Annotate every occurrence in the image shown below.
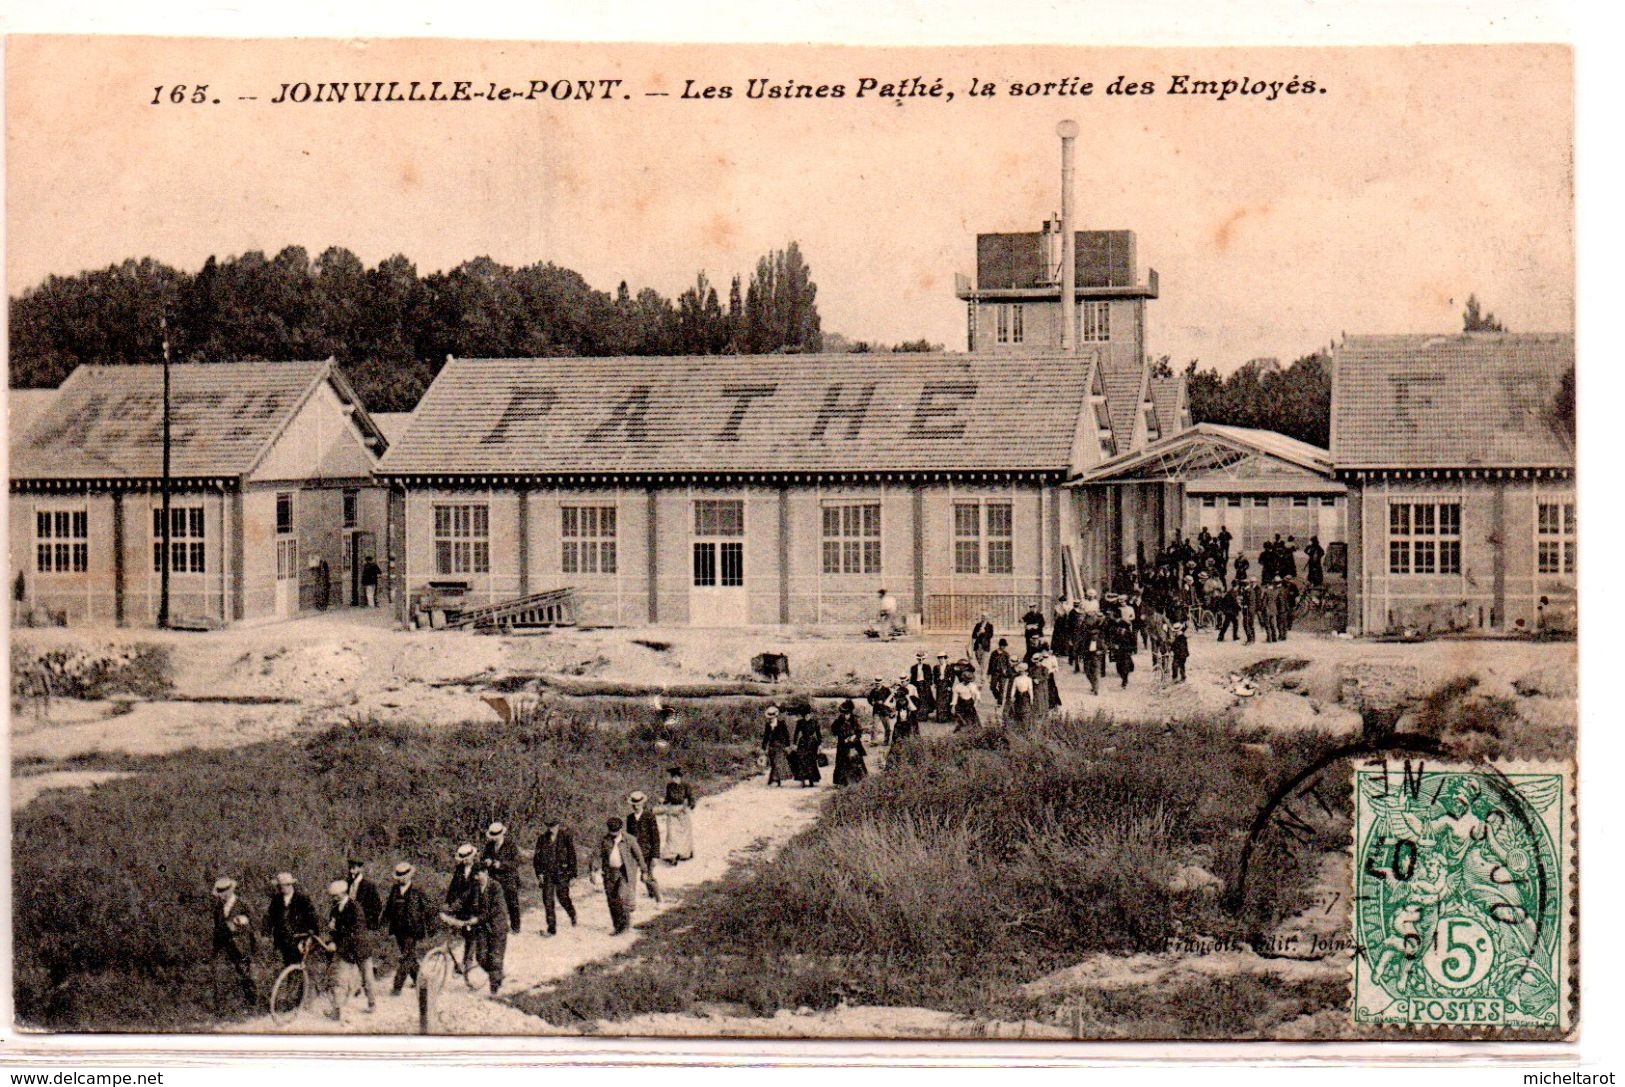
[12,708,754,1031]
[11,642,172,702]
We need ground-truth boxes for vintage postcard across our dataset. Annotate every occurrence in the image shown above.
[4,36,1577,1044]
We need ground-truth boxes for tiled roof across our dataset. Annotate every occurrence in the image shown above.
[1331,334,1574,469]
[10,361,361,480]
[1147,376,1185,438]
[7,388,61,442]
[1098,357,1148,449]
[370,412,415,446]
[378,354,1097,476]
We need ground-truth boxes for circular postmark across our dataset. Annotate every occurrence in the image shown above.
[1228,732,1570,1036]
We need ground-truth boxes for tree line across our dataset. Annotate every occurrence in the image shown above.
[8,243,823,412]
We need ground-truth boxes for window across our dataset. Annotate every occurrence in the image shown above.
[151,506,206,574]
[1092,399,1115,458]
[275,492,294,535]
[1201,496,1217,509]
[1143,404,1161,442]
[558,506,615,575]
[35,508,88,574]
[342,489,358,529]
[1388,501,1461,575]
[1292,495,1310,508]
[694,500,744,538]
[434,504,490,575]
[1079,301,1110,343]
[995,304,1024,345]
[822,503,881,575]
[1253,496,1270,508]
[953,500,1013,575]
[1227,495,1243,508]
[1320,496,1338,508]
[1538,500,1576,575]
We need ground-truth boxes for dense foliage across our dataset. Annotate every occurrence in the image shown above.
[9,243,823,413]
[1184,351,1333,448]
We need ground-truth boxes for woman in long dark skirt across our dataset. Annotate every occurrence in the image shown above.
[761,706,793,786]
[1112,618,1137,689]
[1007,661,1035,726]
[792,709,822,787]
[831,700,868,786]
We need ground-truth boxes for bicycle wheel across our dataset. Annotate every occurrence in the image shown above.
[269,963,307,1025]
[419,946,453,996]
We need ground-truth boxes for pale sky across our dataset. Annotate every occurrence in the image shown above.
[6,38,1573,371]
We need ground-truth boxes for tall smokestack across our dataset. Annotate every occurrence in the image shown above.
[1057,119,1079,354]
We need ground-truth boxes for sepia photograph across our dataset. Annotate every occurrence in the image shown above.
[3,35,1577,1046]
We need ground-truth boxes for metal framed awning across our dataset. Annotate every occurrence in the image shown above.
[1067,422,1337,486]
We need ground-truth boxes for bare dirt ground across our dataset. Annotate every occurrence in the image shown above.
[9,612,1577,1037]
[9,608,1576,764]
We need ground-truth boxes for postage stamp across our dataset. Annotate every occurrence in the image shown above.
[1353,761,1573,1033]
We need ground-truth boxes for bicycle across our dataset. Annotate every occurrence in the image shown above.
[417,914,485,1032]
[268,933,336,1025]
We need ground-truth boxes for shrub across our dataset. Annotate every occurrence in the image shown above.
[11,642,172,702]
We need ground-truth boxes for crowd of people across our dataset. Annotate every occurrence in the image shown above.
[209,768,701,1020]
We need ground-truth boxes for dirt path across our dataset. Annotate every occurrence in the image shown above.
[225,767,826,1035]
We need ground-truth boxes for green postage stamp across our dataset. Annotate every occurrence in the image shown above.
[1353,761,1574,1033]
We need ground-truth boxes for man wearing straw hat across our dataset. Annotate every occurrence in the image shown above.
[381,861,434,995]
[209,876,258,1009]
[480,821,523,933]
[264,871,318,968]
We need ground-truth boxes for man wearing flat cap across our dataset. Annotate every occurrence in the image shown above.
[470,863,509,995]
[590,816,653,935]
[210,876,258,1009]
[381,862,434,995]
[264,871,318,968]
[532,816,578,936]
[480,822,523,933]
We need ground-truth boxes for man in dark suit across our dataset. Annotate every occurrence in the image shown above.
[907,652,936,720]
[470,864,509,994]
[210,876,258,1009]
[480,822,523,933]
[345,859,383,1001]
[625,792,661,899]
[346,859,384,930]
[264,871,319,967]
[532,816,578,936]
[446,843,481,968]
[323,878,376,1019]
[970,614,995,676]
[380,861,435,995]
[590,817,651,935]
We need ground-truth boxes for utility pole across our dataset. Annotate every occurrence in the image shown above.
[158,313,172,629]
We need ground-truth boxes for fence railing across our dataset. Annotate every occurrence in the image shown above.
[923,593,1043,632]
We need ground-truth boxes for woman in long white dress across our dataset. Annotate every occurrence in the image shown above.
[658,766,697,863]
